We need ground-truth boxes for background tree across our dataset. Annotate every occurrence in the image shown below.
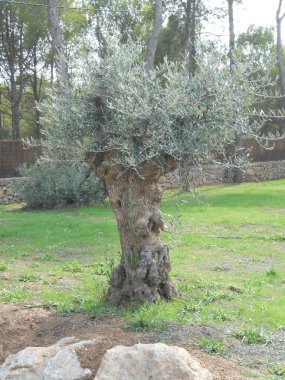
[227,0,244,183]
[0,0,89,140]
[276,0,285,134]
[276,0,285,106]
[146,0,162,70]
[0,3,36,139]
[236,26,284,135]
[47,0,69,93]
[0,0,49,140]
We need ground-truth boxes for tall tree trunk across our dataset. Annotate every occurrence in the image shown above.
[47,0,69,93]
[228,0,243,183]
[50,58,54,87]
[228,0,235,73]
[95,15,107,58]
[276,0,285,108]
[11,99,20,139]
[276,0,285,132]
[184,0,192,74]
[89,154,178,305]
[35,108,41,140]
[189,0,198,75]
[146,0,163,71]
[180,0,199,192]
[0,91,4,134]
[32,45,42,141]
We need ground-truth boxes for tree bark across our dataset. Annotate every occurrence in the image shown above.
[31,45,43,141]
[146,0,163,71]
[228,0,235,73]
[0,91,4,134]
[47,0,69,93]
[276,0,285,108]
[183,0,199,75]
[180,0,200,192]
[89,153,178,305]
[11,99,20,139]
[184,0,192,74]
[228,0,243,183]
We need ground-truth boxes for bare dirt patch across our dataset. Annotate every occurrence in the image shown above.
[0,303,269,380]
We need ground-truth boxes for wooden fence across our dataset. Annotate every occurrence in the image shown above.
[0,141,41,178]
[244,138,285,162]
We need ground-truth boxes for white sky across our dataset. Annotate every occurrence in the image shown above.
[231,0,277,33]
[205,0,283,44]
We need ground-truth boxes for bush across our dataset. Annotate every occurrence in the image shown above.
[17,162,106,208]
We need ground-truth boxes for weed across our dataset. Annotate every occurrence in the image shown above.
[266,268,278,277]
[197,337,229,356]
[200,290,234,304]
[74,297,114,319]
[0,287,31,302]
[268,364,285,379]
[232,327,268,344]
[41,279,57,285]
[38,253,57,262]
[57,302,74,316]
[213,265,231,272]
[62,261,83,273]
[211,309,233,322]
[0,265,8,271]
[125,317,165,332]
[125,302,166,332]
[91,257,116,278]
[180,302,201,314]
[18,274,38,282]
[177,280,194,293]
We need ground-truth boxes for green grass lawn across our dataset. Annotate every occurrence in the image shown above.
[0,179,284,335]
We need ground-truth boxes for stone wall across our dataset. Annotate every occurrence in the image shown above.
[160,160,285,189]
[1,160,285,204]
[0,178,23,204]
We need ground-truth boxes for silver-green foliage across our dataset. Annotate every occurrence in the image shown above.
[18,162,106,208]
[41,38,275,171]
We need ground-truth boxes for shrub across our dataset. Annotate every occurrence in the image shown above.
[17,162,106,208]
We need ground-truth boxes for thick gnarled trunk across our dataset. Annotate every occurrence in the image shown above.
[106,172,176,304]
[89,153,178,305]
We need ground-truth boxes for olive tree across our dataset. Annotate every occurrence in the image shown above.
[42,39,272,305]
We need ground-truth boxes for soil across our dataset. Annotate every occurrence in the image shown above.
[0,303,278,380]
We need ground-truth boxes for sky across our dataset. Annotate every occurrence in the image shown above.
[232,0,277,33]
[205,0,282,44]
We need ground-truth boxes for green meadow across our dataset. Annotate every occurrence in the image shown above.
[0,179,284,332]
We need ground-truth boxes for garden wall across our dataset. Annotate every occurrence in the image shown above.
[160,160,285,189]
[0,177,23,204]
[1,161,285,204]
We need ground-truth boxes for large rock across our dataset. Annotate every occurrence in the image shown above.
[0,337,100,380]
[95,343,212,380]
